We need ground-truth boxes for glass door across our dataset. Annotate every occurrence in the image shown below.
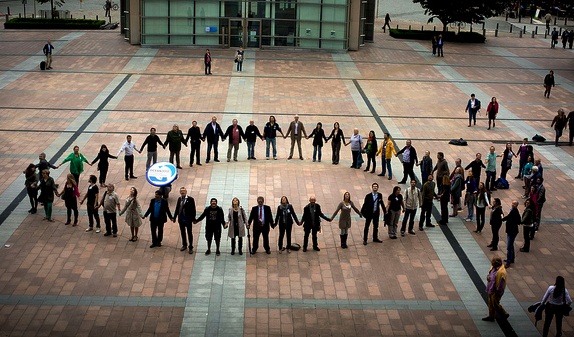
[246,19,261,48]
[229,18,243,48]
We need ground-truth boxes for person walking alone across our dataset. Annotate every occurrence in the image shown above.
[541,276,572,337]
[482,256,508,322]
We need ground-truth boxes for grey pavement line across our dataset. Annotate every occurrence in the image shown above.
[180,55,255,337]
[0,294,186,307]
[244,298,466,311]
[0,32,84,90]
[406,41,542,337]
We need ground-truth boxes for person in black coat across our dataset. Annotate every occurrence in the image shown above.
[195,198,226,255]
[140,127,166,171]
[203,116,224,163]
[325,122,346,165]
[544,70,555,98]
[173,187,196,254]
[248,196,274,254]
[185,121,204,167]
[274,196,299,252]
[245,120,264,160]
[204,49,212,75]
[223,119,246,162]
[488,198,503,251]
[308,122,328,162]
[143,190,174,248]
[91,144,117,187]
[502,200,520,267]
[363,130,378,173]
[300,195,331,252]
[396,140,418,184]
[361,182,386,245]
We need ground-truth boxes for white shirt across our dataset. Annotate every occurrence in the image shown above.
[117,141,137,156]
[542,286,572,306]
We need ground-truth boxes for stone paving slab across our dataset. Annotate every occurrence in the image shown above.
[0,26,574,337]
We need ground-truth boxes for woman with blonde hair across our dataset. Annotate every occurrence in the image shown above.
[227,197,247,255]
[119,187,143,242]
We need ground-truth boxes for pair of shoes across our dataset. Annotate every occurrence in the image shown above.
[86,227,93,232]
[299,157,304,160]
[390,236,398,240]
[214,159,220,162]
[373,239,383,243]
[313,247,320,251]
[377,173,385,176]
[104,232,112,236]
[206,160,210,163]
[266,250,271,254]
[273,157,277,160]
[96,227,101,233]
[150,244,158,248]
[490,247,498,251]
[176,166,183,169]
[504,263,511,268]
[303,247,307,252]
[514,176,521,179]
[180,246,187,252]
[196,163,202,166]
[205,249,211,255]
[398,181,406,184]
[426,224,436,228]
[400,231,405,237]
[363,241,367,245]
[65,222,70,226]
[408,231,416,235]
[481,317,495,322]
[487,127,491,130]
[227,159,230,162]
[113,233,117,237]
[189,247,193,254]
[519,248,529,252]
[216,250,221,256]
[448,214,457,217]
[130,176,137,179]
[388,177,392,180]
[129,237,135,242]
[464,218,472,222]
[125,177,129,181]
[288,156,292,160]
[419,227,424,231]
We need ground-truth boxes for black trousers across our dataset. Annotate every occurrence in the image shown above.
[72,173,80,188]
[490,224,501,248]
[27,187,38,210]
[476,206,486,232]
[189,142,201,165]
[99,165,109,185]
[522,226,532,251]
[169,150,181,167]
[419,200,433,228]
[87,205,100,227]
[278,222,292,249]
[206,141,219,162]
[331,141,341,164]
[205,62,211,75]
[543,304,564,337]
[401,208,417,232]
[103,211,117,234]
[150,219,165,245]
[124,155,134,178]
[439,198,449,224]
[303,227,319,248]
[178,220,193,248]
[400,162,416,183]
[252,225,270,252]
[363,214,380,241]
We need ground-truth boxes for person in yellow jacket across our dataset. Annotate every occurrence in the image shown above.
[482,256,508,321]
[376,132,396,180]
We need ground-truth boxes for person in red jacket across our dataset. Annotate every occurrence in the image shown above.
[486,97,499,130]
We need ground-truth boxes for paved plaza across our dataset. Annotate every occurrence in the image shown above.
[0,19,574,337]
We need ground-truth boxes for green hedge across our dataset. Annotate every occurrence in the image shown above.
[4,18,106,30]
[389,29,486,43]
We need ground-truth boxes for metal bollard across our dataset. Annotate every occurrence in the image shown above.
[523,25,526,33]
[96,15,98,20]
[408,25,411,30]
[530,16,533,24]
[554,17,557,25]
[535,26,538,35]
[433,26,436,31]
[510,25,513,33]
[495,29,498,37]
[83,15,85,19]
[532,31,535,38]
[506,13,508,21]
[483,29,486,37]
[470,24,473,33]
[519,30,523,38]
[545,31,548,38]
[421,25,423,31]
[482,22,485,30]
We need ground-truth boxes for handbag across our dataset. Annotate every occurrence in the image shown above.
[234,58,238,63]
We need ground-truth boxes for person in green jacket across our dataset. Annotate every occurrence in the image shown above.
[165,124,186,169]
[57,145,91,187]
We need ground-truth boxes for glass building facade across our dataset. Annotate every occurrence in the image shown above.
[134,0,353,50]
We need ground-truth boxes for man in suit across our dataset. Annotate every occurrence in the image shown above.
[248,196,274,254]
[396,140,418,184]
[361,183,386,245]
[185,121,204,167]
[223,119,246,162]
[203,116,224,163]
[43,39,54,69]
[173,187,196,254]
[284,114,307,160]
[143,190,174,248]
[465,93,481,127]
[502,200,520,268]
[300,195,331,252]
[195,198,225,255]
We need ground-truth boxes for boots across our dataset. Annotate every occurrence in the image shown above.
[340,234,348,249]
[238,237,243,255]
[231,238,236,255]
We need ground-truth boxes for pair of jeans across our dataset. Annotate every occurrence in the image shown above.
[87,205,100,227]
[312,145,322,161]
[265,138,277,158]
[419,200,433,228]
[104,211,117,234]
[27,187,38,211]
[124,155,134,178]
[543,303,564,337]
[206,141,219,162]
[150,219,165,245]
[331,141,341,164]
[475,206,486,231]
[466,194,475,219]
[146,151,157,171]
[400,208,417,232]
[485,171,496,191]
[506,234,516,263]
[169,151,181,167]
[468,110,477,125]
[278,222,292,249]
[380,158,392,178]
[247,141,256,158]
